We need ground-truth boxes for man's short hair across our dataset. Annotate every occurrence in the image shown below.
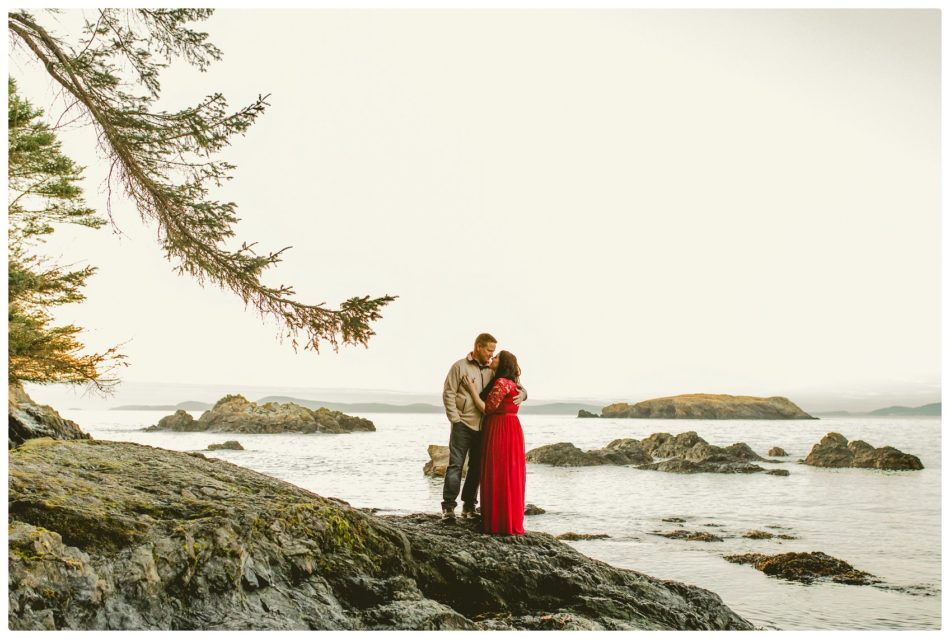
[475,333,497,348]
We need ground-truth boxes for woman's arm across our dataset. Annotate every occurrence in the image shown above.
[484,379,513,414]
[461,376,487,413]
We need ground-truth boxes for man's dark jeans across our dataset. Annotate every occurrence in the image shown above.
[441,421,482,511]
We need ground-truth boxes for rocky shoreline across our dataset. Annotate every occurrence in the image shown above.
[9,437,754,630]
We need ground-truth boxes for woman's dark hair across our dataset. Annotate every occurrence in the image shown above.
[480,350,520,402]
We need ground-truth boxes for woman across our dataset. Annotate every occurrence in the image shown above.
[461,351,525,536]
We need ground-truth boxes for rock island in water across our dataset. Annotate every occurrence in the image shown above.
[146,394,375,434]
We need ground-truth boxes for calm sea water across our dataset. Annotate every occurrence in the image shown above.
[60,409,941,630]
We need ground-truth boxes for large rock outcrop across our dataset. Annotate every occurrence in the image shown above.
[526,432,780,476]
[9,438,753,630]
[154,410,203,432]
[526,432,779,476]
[147,395,375,434]
[8,382,90,449]
[525,439,653,467]
[802,433,923,470]
[636,432,778,475]
[602,394,815,420]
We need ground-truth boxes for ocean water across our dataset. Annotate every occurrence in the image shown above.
[59,409,941,630]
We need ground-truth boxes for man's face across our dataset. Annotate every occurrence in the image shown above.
[473,341,497,366]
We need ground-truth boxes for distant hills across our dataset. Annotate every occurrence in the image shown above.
[112,396,603,415]
[111,397,941,417]
[111,401,214,411]
[813,403,941,417]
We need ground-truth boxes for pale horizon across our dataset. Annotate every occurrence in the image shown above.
[23,377,942,414]
[9,9,941,407]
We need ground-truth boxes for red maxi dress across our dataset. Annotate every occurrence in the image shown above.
[479,378,526,535]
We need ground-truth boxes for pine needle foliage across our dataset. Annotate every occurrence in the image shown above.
[8,9,396,353]
[8,78,126,390]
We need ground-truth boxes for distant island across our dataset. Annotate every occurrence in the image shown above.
[599,394,816,420]
[108,394,941,419]
[813,403,940,417]
[113,401,214,411]
[114,397,603,415]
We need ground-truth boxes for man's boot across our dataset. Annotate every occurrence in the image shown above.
[461,504,478,520]
[441,505,456,522]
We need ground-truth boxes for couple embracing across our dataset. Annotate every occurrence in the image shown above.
[441,333,527,536]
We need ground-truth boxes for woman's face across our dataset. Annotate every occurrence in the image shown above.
[489,355,500,371]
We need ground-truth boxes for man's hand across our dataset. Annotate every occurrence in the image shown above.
[514,383,527,406]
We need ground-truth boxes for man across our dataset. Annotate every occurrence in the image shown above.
[441,332,527,521]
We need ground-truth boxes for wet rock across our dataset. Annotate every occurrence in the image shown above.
[766,469,790,476]
[524,504,545,516]
[147,395,375,435]
[655,530,724,543]
[423,445,467,477]
[768,447,788,457]
[601,394,815,420]
[742,530,774,539]
[803,433,923,470]
[526,439,652,467]
[556,532,610,541]
[207,441,244,451]
[723,551,877,585]
[528,432,770,475]
[638,459,767,475]
[8,382,90,449]
[155,410,200,432]
[526,442,598,466]
[801,433,853,467]
[592,439,653,465]
[8,438,754,630]
[722,443,766,462]
[635,432,773,475]
[577,410,600,418]
[662,517,686,523]
[640,432,702,458]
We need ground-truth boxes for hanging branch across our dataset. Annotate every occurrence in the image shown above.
[9,9,396,353]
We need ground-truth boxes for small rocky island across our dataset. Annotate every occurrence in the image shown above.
[146,395,375,434]
[9,437,754,630]
[802,433,923,470]
[526,431,788,476]
[601,394,815,420]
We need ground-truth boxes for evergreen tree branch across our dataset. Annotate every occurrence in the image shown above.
[9,10,396,354]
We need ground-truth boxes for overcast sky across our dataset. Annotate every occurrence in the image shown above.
[9,9,941,405]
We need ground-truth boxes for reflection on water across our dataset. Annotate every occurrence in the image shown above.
[67,409,941,630]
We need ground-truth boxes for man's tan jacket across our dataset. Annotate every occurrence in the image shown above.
[442,353,528,431]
